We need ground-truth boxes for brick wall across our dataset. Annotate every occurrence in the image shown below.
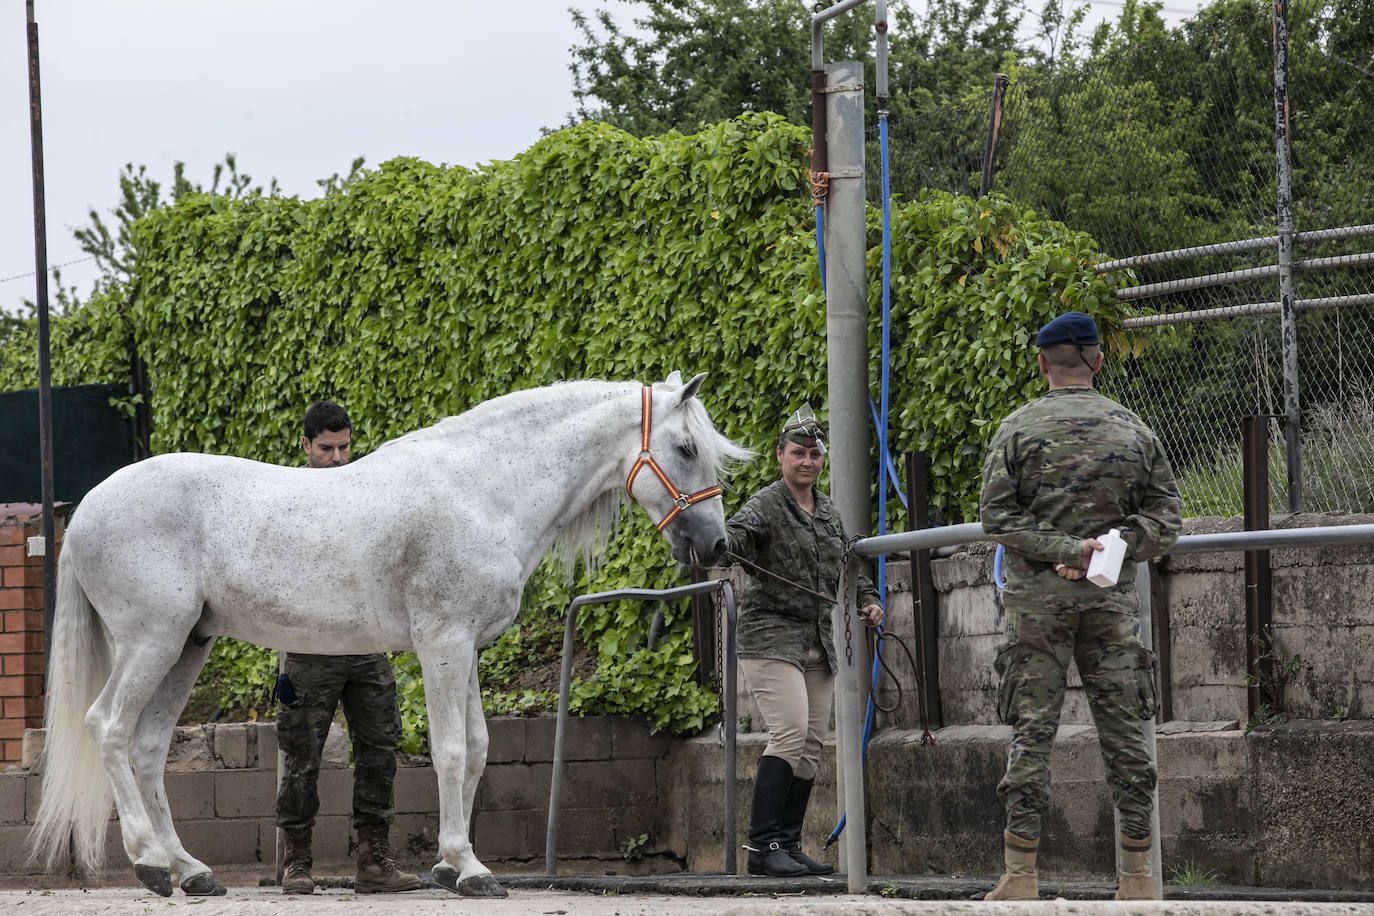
[0,509,62,769]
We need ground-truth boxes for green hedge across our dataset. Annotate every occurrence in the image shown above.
[0,113,1125,740]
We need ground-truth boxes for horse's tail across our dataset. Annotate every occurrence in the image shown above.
[29,543,113,874]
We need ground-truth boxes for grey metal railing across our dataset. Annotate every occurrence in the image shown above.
[840,520,1374,894]
[545,579,738,876]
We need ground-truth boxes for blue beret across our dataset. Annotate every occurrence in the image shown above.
[1036,311,1099,347]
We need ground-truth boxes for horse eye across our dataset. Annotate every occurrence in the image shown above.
[677,442,697,460]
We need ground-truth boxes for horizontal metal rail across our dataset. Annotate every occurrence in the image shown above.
[1121,292,1374,328]
[1096,223,1374,273]
[546,579,738,877]
[850,522,1374,557]
[1114,250,1374,301]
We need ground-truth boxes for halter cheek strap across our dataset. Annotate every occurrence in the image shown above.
[626,386,723,532]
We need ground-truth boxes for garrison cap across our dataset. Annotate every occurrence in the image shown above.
[1036,311,1099,347]
[781,403,827,454]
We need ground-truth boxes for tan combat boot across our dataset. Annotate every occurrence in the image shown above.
[1115,832,1160,900]
[984,830,1039,900]
[281,828,315,895]
[354,824,422,894]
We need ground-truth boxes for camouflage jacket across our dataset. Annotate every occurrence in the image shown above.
[726,480,880,672]
[978,386,1182,612]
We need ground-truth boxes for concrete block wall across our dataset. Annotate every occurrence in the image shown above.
[0,715,681,882]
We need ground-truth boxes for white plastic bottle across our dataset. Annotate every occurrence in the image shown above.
[1086,527,1127,588]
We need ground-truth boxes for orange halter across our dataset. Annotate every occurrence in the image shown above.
[625,386,722,532]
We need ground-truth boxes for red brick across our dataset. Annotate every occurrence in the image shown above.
[2,611,42,633]
[0,720,23,740]
[0,567,39,589]
[0,528,24,548]
[1,655,41,677]
[0,634,41,655]
[0,545,23,566]
[2,696,42,718]
[0,588,43,612]
[0,676,41,698]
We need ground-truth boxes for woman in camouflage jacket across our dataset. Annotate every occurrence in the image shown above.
[726,406,883,877]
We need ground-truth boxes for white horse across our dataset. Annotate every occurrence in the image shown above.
[31,372,747,898]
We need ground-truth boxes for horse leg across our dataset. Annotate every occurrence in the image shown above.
[130,635,227,896]
[417,640,506,898]
[84,639,194,896]
[460,662,489,829]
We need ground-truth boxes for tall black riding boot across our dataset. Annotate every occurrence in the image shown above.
[779,776,834,875]
[744,755,809,877]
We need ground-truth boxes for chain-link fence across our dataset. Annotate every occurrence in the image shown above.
[878,0,1374,516]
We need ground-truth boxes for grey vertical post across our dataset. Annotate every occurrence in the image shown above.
[1114,562,1163,898]
[26,0,57,672]
[1272,0,1302,512]
[822,58,870,893]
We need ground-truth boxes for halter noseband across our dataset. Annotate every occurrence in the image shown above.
[626,386,722,532]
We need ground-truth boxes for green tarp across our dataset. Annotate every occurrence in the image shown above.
[0,384,133,505]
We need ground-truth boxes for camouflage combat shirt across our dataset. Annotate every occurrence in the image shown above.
[726,480,880,673]
[978,386,1182,612]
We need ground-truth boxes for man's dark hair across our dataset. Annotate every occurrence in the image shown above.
[303,400,351,440]
[1041,342,1101,375]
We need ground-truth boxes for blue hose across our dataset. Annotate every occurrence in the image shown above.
[825,110,894,849]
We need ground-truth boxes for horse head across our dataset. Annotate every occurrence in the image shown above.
[626,372,752,567]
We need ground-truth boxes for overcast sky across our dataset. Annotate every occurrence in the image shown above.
[2,0,1198,318]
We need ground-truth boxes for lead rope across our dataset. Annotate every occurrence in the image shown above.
[724,548,920,714]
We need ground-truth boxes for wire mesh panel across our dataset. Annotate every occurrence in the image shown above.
[878,0,1374,516]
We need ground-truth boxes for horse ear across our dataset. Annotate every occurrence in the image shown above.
[675,372,707,405]
[665,370,684,388]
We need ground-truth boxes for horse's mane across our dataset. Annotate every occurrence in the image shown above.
[376,379,753,577]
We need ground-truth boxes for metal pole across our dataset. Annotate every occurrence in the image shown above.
[26,0,57,677]
[904,452,942,729]
[979,74,1010,198]
[1242,416,1274,722]
[721,581,738,875]
[1131,562,1164,899]
[1272,0,1302,512]
[822,57,870,893]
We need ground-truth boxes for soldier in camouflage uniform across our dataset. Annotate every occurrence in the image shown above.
[275,401,421,896]
[726,405,884,877]
[977,312,1181,901]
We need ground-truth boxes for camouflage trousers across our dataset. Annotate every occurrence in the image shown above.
[275,653,402,832]
[994,600,1158,841]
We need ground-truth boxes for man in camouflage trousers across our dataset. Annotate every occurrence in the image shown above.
[977,312,1181,901]
[275,401,421,896]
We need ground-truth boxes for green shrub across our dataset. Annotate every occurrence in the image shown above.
[7,114,1120,738]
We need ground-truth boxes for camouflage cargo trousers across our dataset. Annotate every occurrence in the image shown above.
[994,599,1158,841]
[275,652,402,831]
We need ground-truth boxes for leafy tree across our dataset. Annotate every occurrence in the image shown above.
[567,0,1027,134]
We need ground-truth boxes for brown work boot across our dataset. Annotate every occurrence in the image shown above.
[984,830,1039,900]
[1115,832,1160,900]
[354,824,422,894]
[282,828,315,895]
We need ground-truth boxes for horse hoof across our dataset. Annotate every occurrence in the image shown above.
[432,866,459,893]
[134,864,173,897]
[181,872,227,896]
[458,874,508,898]
[431,867,507,897]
